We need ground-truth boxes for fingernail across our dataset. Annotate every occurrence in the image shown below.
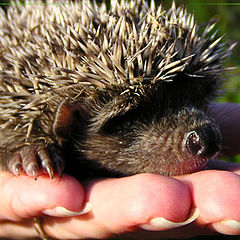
[220,219,240,230]
[42,202,92,217]
[140,208,199,231]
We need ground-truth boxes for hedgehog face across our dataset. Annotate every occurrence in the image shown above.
[70,89,221,177]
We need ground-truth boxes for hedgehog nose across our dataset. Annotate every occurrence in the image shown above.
[185,126,221,158]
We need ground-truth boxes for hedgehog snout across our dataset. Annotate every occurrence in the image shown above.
[185,125,221,158]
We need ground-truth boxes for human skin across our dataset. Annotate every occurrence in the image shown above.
[0,102,240,239]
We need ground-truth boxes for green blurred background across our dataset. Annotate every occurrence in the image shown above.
[0,1,240,239]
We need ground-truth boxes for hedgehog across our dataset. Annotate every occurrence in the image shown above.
[0,0,235,180]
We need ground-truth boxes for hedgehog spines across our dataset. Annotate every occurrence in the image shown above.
[0,0,233,145]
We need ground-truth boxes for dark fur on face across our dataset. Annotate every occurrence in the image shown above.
[63,79,221,178]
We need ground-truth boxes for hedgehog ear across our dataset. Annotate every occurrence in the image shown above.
[53,100,77,142]
[92,96,136,133]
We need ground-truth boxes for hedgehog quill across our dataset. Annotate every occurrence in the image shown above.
[0,0,235,179]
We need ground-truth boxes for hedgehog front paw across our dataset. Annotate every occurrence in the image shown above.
[7,144,64,179]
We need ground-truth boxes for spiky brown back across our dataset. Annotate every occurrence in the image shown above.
[0,0,233,140]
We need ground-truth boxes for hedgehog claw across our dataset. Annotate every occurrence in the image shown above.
[51,151,64,178]
[20,146,40,178]
[25,160,39,179]
[37,148,54,179]
[31,165,39,180]
[7,144,63,179]
[8,154,22,176]
[46,165,54,179]
[14,163,22,176]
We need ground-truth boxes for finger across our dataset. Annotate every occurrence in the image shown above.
[0,219,36,239]
[85,174,193,232]
[178,169,240,235]
[41,173,192,239]
[0,172,86,221]
[209,102,240,157]
[206,158,240,172]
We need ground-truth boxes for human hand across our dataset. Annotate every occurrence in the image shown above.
[1,167,240,239]
[0,102,240,240]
